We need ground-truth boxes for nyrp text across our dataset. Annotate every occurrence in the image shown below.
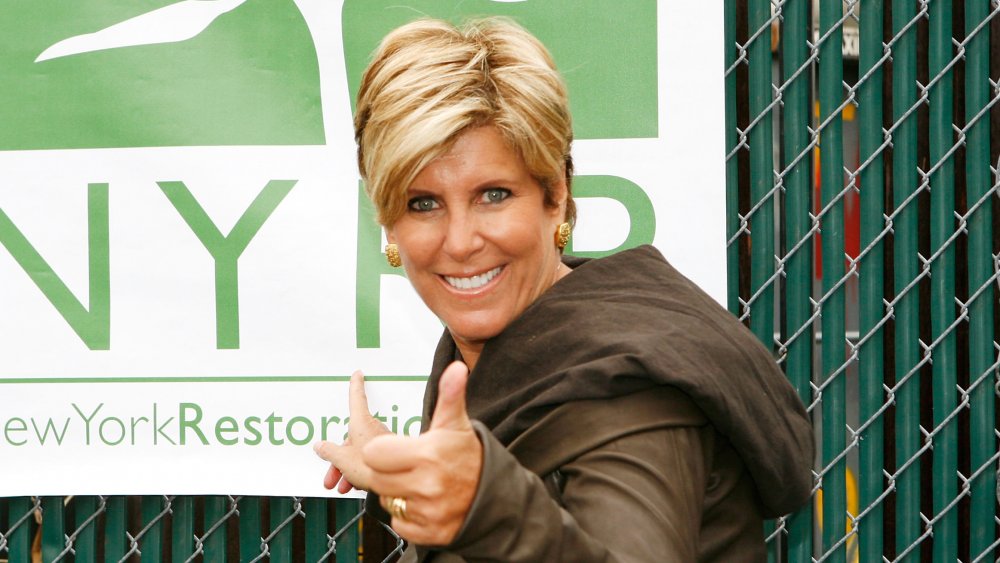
[0,403,422,447]
[0,178,654,352]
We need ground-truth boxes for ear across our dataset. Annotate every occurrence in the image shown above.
[384,227,396,244]
[549,176,569,221]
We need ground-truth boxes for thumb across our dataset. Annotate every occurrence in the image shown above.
[429,361,472,432]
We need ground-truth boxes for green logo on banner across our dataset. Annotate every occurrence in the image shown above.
[342,0,658,140]
[0,0,325,150]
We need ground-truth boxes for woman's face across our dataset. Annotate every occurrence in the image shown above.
[387,126,566,360]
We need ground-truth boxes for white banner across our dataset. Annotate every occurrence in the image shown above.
[0,0,724,496]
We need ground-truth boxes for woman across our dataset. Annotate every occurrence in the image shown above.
[314,17,813,562]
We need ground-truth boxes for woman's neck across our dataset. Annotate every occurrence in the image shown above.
[454,341,481,373]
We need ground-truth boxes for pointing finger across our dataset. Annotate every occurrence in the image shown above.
[348,370,371,421]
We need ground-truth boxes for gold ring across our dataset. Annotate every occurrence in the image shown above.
[388,496,408,520]
[380,495,408,519]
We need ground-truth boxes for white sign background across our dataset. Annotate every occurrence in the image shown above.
[0,1,724,497]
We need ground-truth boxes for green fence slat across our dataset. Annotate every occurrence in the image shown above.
[203,496,228,563]
[724,0,739,316]
[818,1,847,559]
[73,496,99,563]
[928,1,959,560]
[238,497,262,563]
[747,0,776,345]
[171,496,194,563]
[334,499,361,563]
[41,496,65,562]
[140,496,164,563]
[268,497,294,563]
[781,0,814,559]
[857,0,887,560]
[304,498,330,562]
[964,0,996,558]
[892,0,922,556]
[7,497,32,563]
[747,1,777,557]
[104,496,126,563]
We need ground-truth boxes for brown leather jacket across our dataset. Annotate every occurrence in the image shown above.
[396,387,766,562]
[374,246,812,562]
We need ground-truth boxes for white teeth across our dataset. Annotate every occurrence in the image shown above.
[445,267,502,290]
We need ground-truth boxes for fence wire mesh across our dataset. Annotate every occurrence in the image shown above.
[0,496,401,562]
[727,0,1000,560]
[5,2,1000,562]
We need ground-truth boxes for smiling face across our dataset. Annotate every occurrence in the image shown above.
[387,125,568,369]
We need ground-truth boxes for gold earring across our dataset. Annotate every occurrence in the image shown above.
[555,223,571,249]
[385,243,401,267]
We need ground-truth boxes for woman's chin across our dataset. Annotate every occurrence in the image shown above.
[446,321,504,350]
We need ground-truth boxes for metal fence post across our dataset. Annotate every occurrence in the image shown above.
[857,0,888,560]
[780,0,815,559]
[928,0,959,559]
[963,2,996,560]
[891,0,922,557]
[818,1,847,559]
[724,0,741,318]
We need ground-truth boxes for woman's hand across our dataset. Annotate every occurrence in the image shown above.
[313,370,392,493]
[363,361,483,546]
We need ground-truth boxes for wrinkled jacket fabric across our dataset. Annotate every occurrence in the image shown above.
[371,246,814,562]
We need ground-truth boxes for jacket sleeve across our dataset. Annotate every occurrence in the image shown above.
[438,420,710,562]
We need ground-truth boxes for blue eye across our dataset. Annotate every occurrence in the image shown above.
[408,197,439,212]
[481,188,510,203]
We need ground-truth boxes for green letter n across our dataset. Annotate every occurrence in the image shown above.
[0,183,110,350]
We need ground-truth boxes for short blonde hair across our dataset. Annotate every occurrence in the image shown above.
[354,17,575,227]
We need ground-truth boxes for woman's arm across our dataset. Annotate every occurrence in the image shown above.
[317,366,734,562]
[435,421,711,562]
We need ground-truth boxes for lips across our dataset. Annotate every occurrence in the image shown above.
[443,266,504,290]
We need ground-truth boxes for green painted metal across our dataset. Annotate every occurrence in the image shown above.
[171,496,194,563]
[140,496,164,563]
[818,1,847,559]
[780,0,814,560]
[891,0,921,556]
[6,497,32,563]
[747,2,777,557]
[203,496,228,562]
[104,496,127,563]
[723,0,739,316]
[304,498,330,562]
[41,496,64,561]
[857,1,887,560]
[238,496,262,563]
[335,499,361,563]
[928,2,958,560]
[73,496,98,563]
[268,497,294,562]
[747,0,776,344]
[964,0,995,558]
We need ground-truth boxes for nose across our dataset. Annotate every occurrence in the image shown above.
[441,210,484,262]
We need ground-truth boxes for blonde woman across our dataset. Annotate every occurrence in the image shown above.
[314,17,812,562]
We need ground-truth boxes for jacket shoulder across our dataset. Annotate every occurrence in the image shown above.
[508,386,707,476]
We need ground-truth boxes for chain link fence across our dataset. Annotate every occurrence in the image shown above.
[727,0,1000,560]
[0,496,401,562]
[5,1,1000,561]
